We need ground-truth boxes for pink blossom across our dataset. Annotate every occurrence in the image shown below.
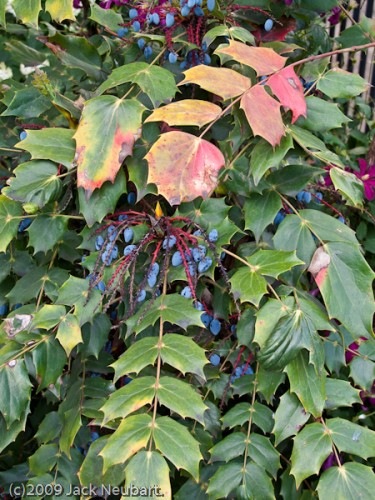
[328,6,341,26]
[353,158,375,201]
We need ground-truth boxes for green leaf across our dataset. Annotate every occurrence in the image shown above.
[58,382,82,458]
[158,376,207,424]
[0,0,6,26]
[248,249,304,278]
[285,351,326,418]
[310,242,375,338]
[101,376,155,423]
[350,356,375,390]
[45,0,74,21]
[250,134,294,185]
[79,436,126,488]
[0,195,23,253]
[291,422,332,487]
[126,295,203,336]
[248,433,280,479]
[112,337,158,380]
[31,336,67,391]
[29,443,59,475]
[125,451,172,500]
[299,209,358,243]
[161,334,208,379]
[78,169,127,226]
[1,88,51,118]
[80,313,111,359]
[221,401,273,434]
[206,461,242,499]
[89,4,123,31]
[100,414,152,470]
[326,418,375,460]
[317,463,375,500]
[56,275,102,326]
[266,165,323,196]
[324,379,362,410]
[330,167,364,207]
[236,462,275,500]
[273,214,316,268]
[96,62,178,107]
[74,96,145,195]
[300,96,350,132]
[230,267,267,307]
[13,0,41,25]
[244,191,282,242]
[0,403,30,454]
[15,129,75,168]
[27,215,68,254]
[56,313,82,356]
[210,433,246,462]
[203,25,255,47]
[32,305,66,330]
[317,69,368,98]
[272,392,311,446]
[3,161,62,209]
[153,416,202,481]
[0,359,32,427]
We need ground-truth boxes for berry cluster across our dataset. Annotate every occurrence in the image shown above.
[230,363,254,382]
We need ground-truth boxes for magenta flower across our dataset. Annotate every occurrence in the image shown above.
[284,0,293,5]
[353,159,375,201]
[328,6,341,25]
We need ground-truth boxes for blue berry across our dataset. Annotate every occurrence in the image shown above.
[105,340,112,353]
[147,273,157,288]
[162,235,177,250]
[95,235,104,250]
[303,192,312,204]
[137,38,146,50]
[151,12,160,25]
[150,262,159,275]
[168,52,178,64]
[198,257,213,273]
[166,13,175,28]
[124,244,137,256]
[194,301,204,311]
[316,192,323,203]
[201,313,213,328]
[181,5,190,16]
[19,130,27,141]
[172,251,183,266]
[91,432,100,441]
[338,216,346,224]
[193,230,202,237]
[124,227,134,243]
[107,225,116,236]
[210,318,221,336]
[201,41,207,51]
[264,19,274,32]
[235,366,242,377]
[181,286,192,299]
[207,0,215,11]
[194,6,204,16]
[192,245,207,262]
[117,27,128,37]
[244,365,254,375]
[188,263,196,276]
[144,46,153,59]
[18,218,32,232]
[296,191,305,202]
[118,214,128,221]
[274,211,285,225]
[111,246,119,260]
[208,229,218,242]
[127,192,136,205]
[0,304,9,316]
[101,250,112,265]
[210,354,220,366]
[204,54,211,65]
[137,289,146,302]
[188,0,196,7]
[13,304,22,310]
[129,8,138,19]
[132,21,141,32]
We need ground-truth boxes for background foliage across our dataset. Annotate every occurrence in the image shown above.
[0,0,375,498]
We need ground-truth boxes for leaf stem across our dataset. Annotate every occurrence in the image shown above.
[242,362,259,485]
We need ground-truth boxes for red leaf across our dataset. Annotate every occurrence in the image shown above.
[241,86,285,147]
[253,18,298,43]
[267,67,307,123]
[145,132,225,205]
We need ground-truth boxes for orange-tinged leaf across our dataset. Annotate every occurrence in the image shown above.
[241,86,285,147]
[267,66,307,123]
[178,66,251,100]
[145,100,222,128]
[74,96,145,196]
[215,40,286,76]
[145,132,225,206]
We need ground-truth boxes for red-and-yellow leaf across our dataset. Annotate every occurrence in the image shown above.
[145,131,225,205]
[178,66,251,100]
[267,66,307,123]
[241,86,285,147]
[215,40,286,76]
[145,100,222,128]
[74,96,145,196]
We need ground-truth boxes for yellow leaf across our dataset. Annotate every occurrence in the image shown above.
[45,0,75,22]
[145,100,222,128]
[56,314,82,356]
